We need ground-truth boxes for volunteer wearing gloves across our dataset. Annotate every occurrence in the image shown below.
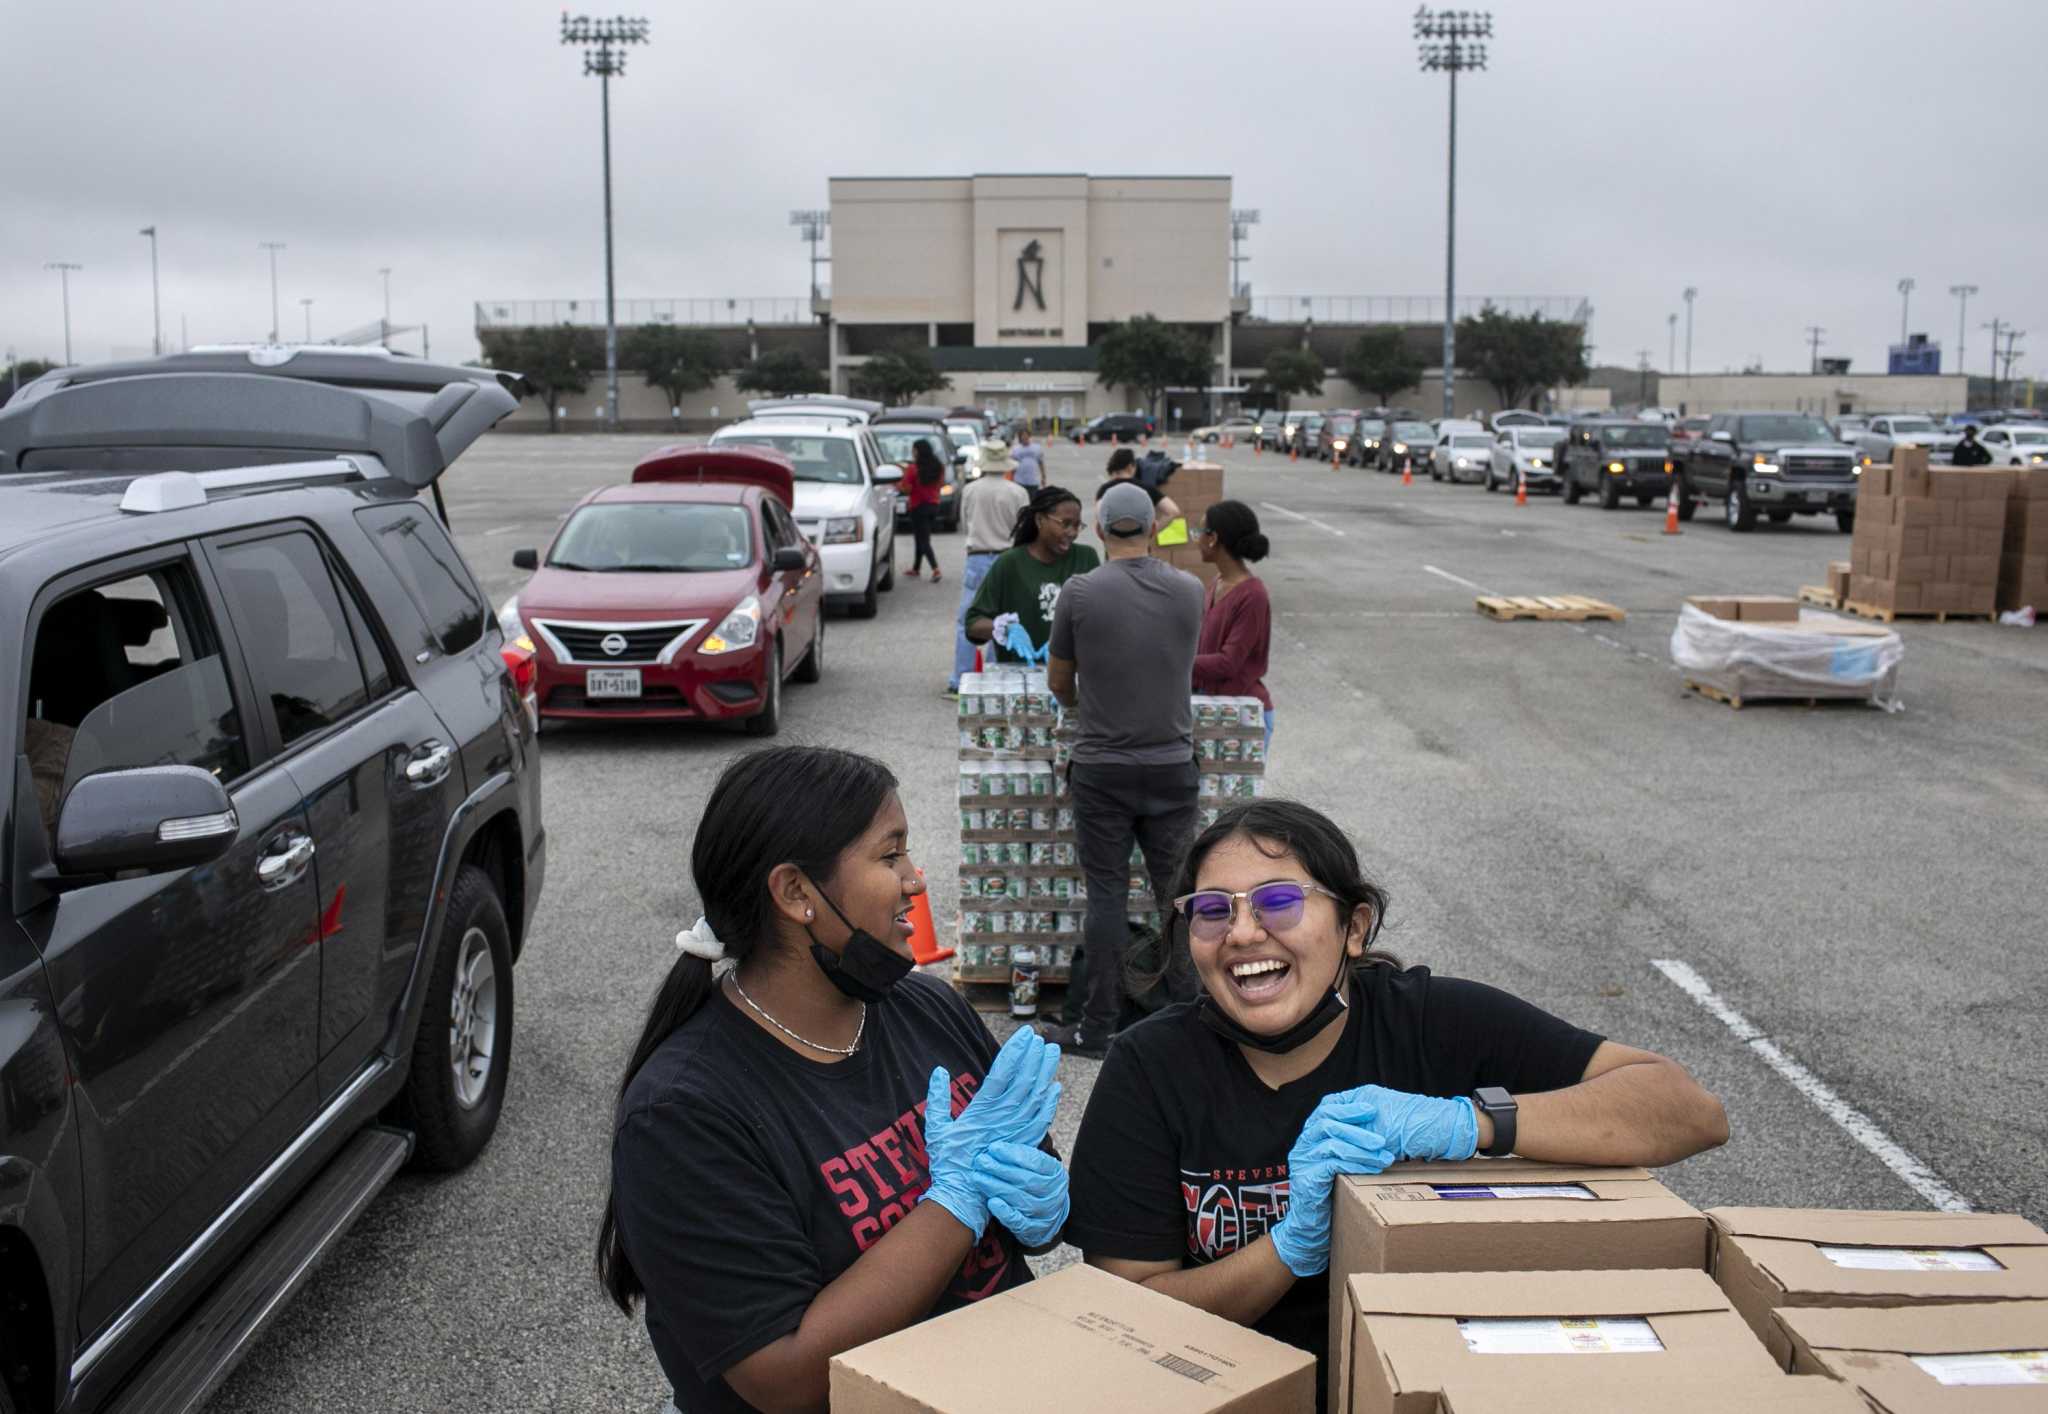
[601,746,1068,1414]
[1063,799,1726,1386]
[964,485,1099,664]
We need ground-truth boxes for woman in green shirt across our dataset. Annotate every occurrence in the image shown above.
[964,486,1101,665]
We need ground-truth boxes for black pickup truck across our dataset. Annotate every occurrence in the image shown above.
[1680,410,1860,532]
[0,350,543,1414]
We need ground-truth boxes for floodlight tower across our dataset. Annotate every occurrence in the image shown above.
[1683,286,1698,376]
[1229,209,1260,298]
[791,210,830,301]
[46,262,81,365]
[1415,6,1492,419]
[1948,284,1976,375]
[561,12,651,431]
[1896,277,1915,345]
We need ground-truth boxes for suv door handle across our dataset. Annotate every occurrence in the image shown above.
[258,833,315,889]
[405,742,454,787]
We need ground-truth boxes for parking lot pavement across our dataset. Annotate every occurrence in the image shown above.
[208,432,2047,1411]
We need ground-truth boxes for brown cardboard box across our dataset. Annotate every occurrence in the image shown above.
[1708,1208,2048,1365]
[1862,463,1895,495]
[1437,1374,1873,1414]
[830,1263,1314,1414]
[1827,561,1853,600]
[1774,1301,2048,1409]
[1169,462,1225,502]
[1684,596,1803,623]
[1894,445,1932,495]
[1896,498,1941,529]
[1335,1269,1780,1414]
[1684,596,1738,619]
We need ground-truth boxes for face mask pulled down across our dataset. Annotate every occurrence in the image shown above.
[806,886,914,1003]
[1198,929,1355,1054]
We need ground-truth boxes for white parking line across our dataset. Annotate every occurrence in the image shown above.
[1650,959,1970,1212]
[483,525,520,537]
[1258,501,1346,537]
[1421,563,1496,595]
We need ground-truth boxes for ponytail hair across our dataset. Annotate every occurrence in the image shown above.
[1204,499,1270,564]
[597,745,899,1314]
[1012,484,1081,547]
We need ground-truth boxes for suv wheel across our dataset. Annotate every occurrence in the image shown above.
[745,642,783,737]
[1726,479,1758,531]
[877,544,895,592]
[793,614,824,683]
[1485,468,1499,492]
[1599,477,1622,509]
[394,865,513,1172]
[1835,509,1856,534]
[1677,479,1698,521]
[1563,475,1582,505]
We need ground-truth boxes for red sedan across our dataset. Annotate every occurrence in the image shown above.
[503,446,825,733]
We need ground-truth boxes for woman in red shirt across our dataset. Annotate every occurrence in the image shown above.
[1192,499,1274,745]
[904,438,946,582]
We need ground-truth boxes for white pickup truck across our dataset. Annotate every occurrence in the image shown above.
[1855,413,1961,466]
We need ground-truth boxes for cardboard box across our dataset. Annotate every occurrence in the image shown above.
[1169,462,1225,502]
[1775,1301,2048,1409]
[1862,463,1895,496]
[1335,1269,1780,1414]
[830,1263,1314,1414]
[1709,1208,2048,1365]
[1684,596,1802,623]
[1437,1375,1873,1414]
[1895,445,1932,495]
[1827,561,1853,600]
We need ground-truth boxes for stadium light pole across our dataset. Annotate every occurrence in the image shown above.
[1416,7,1490,419]
[46,262,81,365]
[562,13,650,431]
[790,210,830,301]
[379,266,393,345]
[1948,284,1976,378]
[1896,277,1915,345]
[1229,208,1260,299]
[140,226,161,355]
[260,242,286,342]
[300,297,315,343]
[1667,312,1677,375]
[1683,286,1697,377]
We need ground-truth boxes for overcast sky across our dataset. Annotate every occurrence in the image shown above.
[5,0,2041,385]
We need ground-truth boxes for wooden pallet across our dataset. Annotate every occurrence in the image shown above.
[953,977,1071,1016]
[1796,584,1841,609]
[1475,594,1626,622]
[1683,678,1879,711]
[1840,598,1992,625]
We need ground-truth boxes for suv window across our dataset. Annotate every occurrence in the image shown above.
[24,562,248,837]
[356,503,489,654]
[214,531,377,749]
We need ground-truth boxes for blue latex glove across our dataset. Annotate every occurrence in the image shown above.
[1003,620,1048,665]
[921,1028,1063,1238]
[1352,1084,1479,1162]
[972,1141,1070,1248]
[1269,1089,1398,1278]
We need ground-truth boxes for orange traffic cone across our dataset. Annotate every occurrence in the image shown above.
[1290,442,1299,462]
[1663,486,1683,536]
[1254,437,1262,456]
[1401,456,1414,486]
[1515,469,1528,507]
[907,870,952,965]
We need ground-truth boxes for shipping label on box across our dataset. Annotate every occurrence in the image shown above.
[1775,1300,2048,1412]
[1438,1375,1873,1414]
[1335,1269,1780,1414]
[1708,1208,2048,1366]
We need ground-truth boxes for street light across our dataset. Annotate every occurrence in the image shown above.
[1948,284,1977,376]
[140,226,161,356]
[790,209,830,301]
[1896,277,1915,345]
[300,297,315,343]
[561,13,651,432]
[46,262,81,365]
[379,266,393,345]
[1667,312,1677,376]
[260,242,286,342]
[1415,6,1492,419]
[1229,208,1260,299]
[1682,286,1697,377]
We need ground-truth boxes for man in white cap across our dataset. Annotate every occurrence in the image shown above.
[1041,481,1204,1057]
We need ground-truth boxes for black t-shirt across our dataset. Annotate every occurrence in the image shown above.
[611,972,1032,1413]
[1064,965,1603,1367]
[1094,476,1164,505]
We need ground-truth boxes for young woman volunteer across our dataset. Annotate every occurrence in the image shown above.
[904,438,945,582]
[963,485,1099,664]
[601,747,1068,1414]
[1192,499,1274,744]
[1063,800,1727,1390]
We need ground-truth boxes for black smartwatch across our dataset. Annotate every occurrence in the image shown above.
[1473,1086,1517,1158]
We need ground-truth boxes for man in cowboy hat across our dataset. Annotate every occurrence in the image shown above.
[978,437,1019,482]
[949,440,1031,695]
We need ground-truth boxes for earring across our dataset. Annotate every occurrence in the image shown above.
[805,908,815,920]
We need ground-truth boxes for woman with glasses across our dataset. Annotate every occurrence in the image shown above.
[1062,800,1727,1392]
[963,486,1099,665]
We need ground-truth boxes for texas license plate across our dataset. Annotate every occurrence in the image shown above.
[586,668,642,699]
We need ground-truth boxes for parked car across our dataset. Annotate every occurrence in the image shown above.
[1684,410,1858,532]
[1346,417,1389,466]
[1193,415,1259,444]
[1319,412,1361,462]
[1296,414,1329,459]
[0,349,542,1414]
[1280,410,1313,450]
[1831,414,1870,445]
[871,415,966,531]
[744,396,882,426]
[503,447,823,733]
[1490,410,1549,430]
[1254,410,1287,451]
[1978,423,2048,465]
[1431,430,1497,484]
[1856,413,1962,466]
[1080,413,1153,444]
[1376,420,1437,472]
[1486,425,1564,493]
[1557,419,1676,509]
[709,419,901,616]
[1668,415,1712,464]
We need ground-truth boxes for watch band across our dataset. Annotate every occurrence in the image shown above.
[1475,1086,1517,1158]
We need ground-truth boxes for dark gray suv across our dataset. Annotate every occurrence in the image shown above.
[0,350,544,1414]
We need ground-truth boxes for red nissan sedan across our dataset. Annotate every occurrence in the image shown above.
[501,446,824,733]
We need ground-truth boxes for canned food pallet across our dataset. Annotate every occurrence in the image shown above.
[952,977,1072,1017]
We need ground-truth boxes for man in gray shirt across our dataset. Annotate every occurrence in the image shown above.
[1042,480,1204,1056]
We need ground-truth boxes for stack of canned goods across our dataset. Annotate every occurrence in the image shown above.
[1191,694,1270,826]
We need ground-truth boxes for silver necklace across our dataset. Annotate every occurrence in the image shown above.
[729,973,866,1056]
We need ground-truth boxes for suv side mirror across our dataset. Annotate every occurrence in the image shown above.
[874,465,904,484]
[1709,431,1733,443]
[770,546,807,573]
[511,548,539,570]
[56,765,238,877]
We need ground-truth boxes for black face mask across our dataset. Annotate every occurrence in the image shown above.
[1198,981,1350,1053]
[806,887,914,1004]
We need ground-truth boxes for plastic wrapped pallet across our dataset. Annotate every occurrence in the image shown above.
[1670,601,1904,711]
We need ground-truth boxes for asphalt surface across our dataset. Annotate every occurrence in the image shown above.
[206,432,2048,1412]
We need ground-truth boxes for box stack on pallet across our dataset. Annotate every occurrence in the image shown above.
[1999,465,2048,613]
[1155,462,1226,586]
[1847,448,2009,621]
[953,669,1267,996]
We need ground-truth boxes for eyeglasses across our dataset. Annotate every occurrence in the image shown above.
[1172,880,1344,943]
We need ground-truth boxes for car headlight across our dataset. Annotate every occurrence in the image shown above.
[1606,461,1625,473]
[700,594,762,655]
[823,516,863,544]
[1393,442,1407,453]
[940,482,955,495]
[1529,457,1548,468]
[1752,459,1780,474]
[498,596,523,639]
[1455,458,1469,467]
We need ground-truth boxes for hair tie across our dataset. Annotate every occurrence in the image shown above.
[675,917,725,962]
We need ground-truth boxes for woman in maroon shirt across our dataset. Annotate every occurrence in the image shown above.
[1192,499,1274,745]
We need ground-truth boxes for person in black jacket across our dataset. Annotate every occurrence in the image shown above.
[1952,425,1993,466]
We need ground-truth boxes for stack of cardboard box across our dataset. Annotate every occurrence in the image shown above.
[1849,448,2010,617]
[1157,462,1225,586]
[1999,465,2048,613]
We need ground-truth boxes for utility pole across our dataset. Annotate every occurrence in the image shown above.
[140,226,161,355]
[260,242,286,342]
[1948,284,1976,381]
[45,262,81,365]
[379,266,393,345]
[1984,319,2003,401]
[1416,6,1492,420]
[1666,312,1677,376]
[1682,286,1698,379]
[1805,325,1825,374]
[789,209,830,301]
[300,297,315,343]
[561,13,650,432]
[1229,208,1260,298]
[1896,277,1915,345]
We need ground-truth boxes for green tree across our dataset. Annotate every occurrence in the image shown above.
[3,358,58,397]
[1340,328,1426,405]
[849,343,951,404]
[1260,347,1327,410]
[623,324,726,412]
[1455,307,1589,410]
[1094,315,1212,419]
[479,325,591,432]
[734,348,828,397]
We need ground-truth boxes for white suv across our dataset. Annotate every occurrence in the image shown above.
[711,419,901,617]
